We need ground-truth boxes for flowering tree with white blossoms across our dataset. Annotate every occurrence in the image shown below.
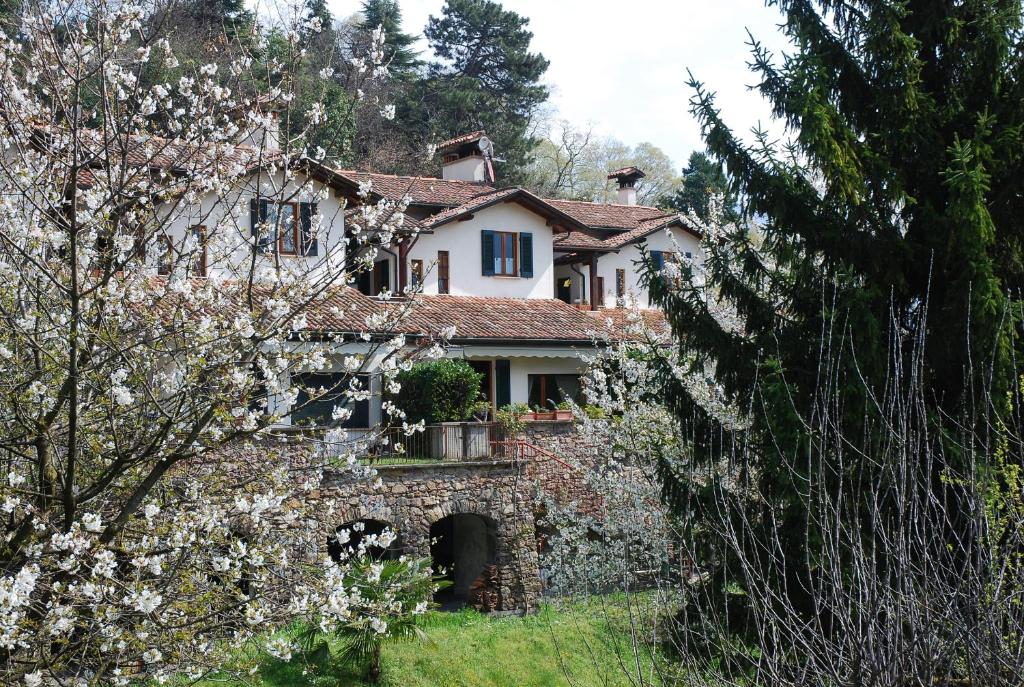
[0,1,442,684]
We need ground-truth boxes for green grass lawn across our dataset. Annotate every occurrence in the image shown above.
[207,598,659,687]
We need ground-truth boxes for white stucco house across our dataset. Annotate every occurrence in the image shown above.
[152,127,696,431]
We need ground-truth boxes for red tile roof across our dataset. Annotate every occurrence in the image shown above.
[402,295,604,342]
[552,212,702,251]
[607,166,645,180]
[602,213,702,248]
[336,170,495,207]
[585,308,670,340]
[154,280,645,345]
[421,188,598,235]
[420,188,520,227]
[435,130,487,153]
[545,199,669,230]
[552,230,611,251]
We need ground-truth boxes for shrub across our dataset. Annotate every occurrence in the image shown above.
[496,403,531,437]
[396,359,485,423]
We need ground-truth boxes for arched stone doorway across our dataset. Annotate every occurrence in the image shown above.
[329,519,403,562]
[429,513,498,606]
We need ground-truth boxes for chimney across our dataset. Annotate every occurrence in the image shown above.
[228,98,281,152]
[436,131,495,183]
[607,166,645,205]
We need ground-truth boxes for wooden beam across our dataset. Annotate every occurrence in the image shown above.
[397,239,409,293]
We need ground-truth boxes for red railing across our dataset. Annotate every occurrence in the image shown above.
[489,439,576,470]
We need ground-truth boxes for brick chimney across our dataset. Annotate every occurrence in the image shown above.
[607,166,645,205]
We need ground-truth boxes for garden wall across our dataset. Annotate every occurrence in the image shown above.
[309,460,542,612]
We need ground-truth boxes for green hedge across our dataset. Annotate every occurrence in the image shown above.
[396,359,485,424]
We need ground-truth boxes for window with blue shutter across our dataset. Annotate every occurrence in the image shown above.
[495,360,511,409]
[250,198,271,252]
[483,230,520,276]
[519,232,533,277]
[650,250,665,269]
[481,230,495,276]
[299,202,318,256]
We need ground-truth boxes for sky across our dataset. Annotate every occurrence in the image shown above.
[324,0,794,169]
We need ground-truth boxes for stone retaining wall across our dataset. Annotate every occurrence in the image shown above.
[522,420,605,517]
[308,460,542,612]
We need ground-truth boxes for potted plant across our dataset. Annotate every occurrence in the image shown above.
[554,400,574,421]
[497,403,530,436]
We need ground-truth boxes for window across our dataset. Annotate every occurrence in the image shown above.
[437,251,450,294]
[267,201,298,255]
[481,231,532,277]
[373,260,390,294]
[252,199,317,256]
[189,225,207,277]
[527,374,581,410]
[291,372,370,428]
[156,228,207,277]
[156,235,173,276]
[596,277,605,306]
[410,259,424,289]
[494,231,517,275]
[616,269,626,300]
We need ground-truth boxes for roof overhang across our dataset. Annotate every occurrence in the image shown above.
[428,188,604,238]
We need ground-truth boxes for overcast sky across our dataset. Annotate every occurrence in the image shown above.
[324,0,793,169]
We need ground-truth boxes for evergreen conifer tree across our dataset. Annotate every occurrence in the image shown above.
[665,151,734,221]
[417,0,550,183]
[650,0,1024,672]
[358,0,420,74]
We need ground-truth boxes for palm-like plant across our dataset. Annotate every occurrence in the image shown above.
[302,555,446,683]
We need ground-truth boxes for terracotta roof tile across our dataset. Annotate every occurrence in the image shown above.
[607,166,645,180]
[336,170,495,207]
[435,130,487,153]
[401,295,603,343]
[585,308,670,340]
[602,213,702,248]
[545,199,669,230]
[420,188,520,227]
[552,230,610,251]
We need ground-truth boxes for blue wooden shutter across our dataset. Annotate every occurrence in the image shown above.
[495,360,511,408]
[650,250,664,269]
[519,232,533,277]
[481,230,495,276]
[251,198,270,252]
[300,202,318,256]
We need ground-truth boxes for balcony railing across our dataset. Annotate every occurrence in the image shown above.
[291,422,506,465]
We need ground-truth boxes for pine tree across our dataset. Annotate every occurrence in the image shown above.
[176,0,254,43]
[358,0,420,74]
[650,0,1024,672]
[417,0,550,183]
[665,151,733,221]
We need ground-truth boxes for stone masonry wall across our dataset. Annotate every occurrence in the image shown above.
[521,420,605,517]
[307,460,542,612]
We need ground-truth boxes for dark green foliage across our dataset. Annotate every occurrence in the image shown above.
[650,0,1024,674]
[172,0,254,42]
[395,359,484,424]
[413,0,550,183]
[359,0,421,74]
[664,151,735,221]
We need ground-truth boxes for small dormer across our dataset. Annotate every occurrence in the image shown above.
[608,166,645,205]
[437,130,495,183]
